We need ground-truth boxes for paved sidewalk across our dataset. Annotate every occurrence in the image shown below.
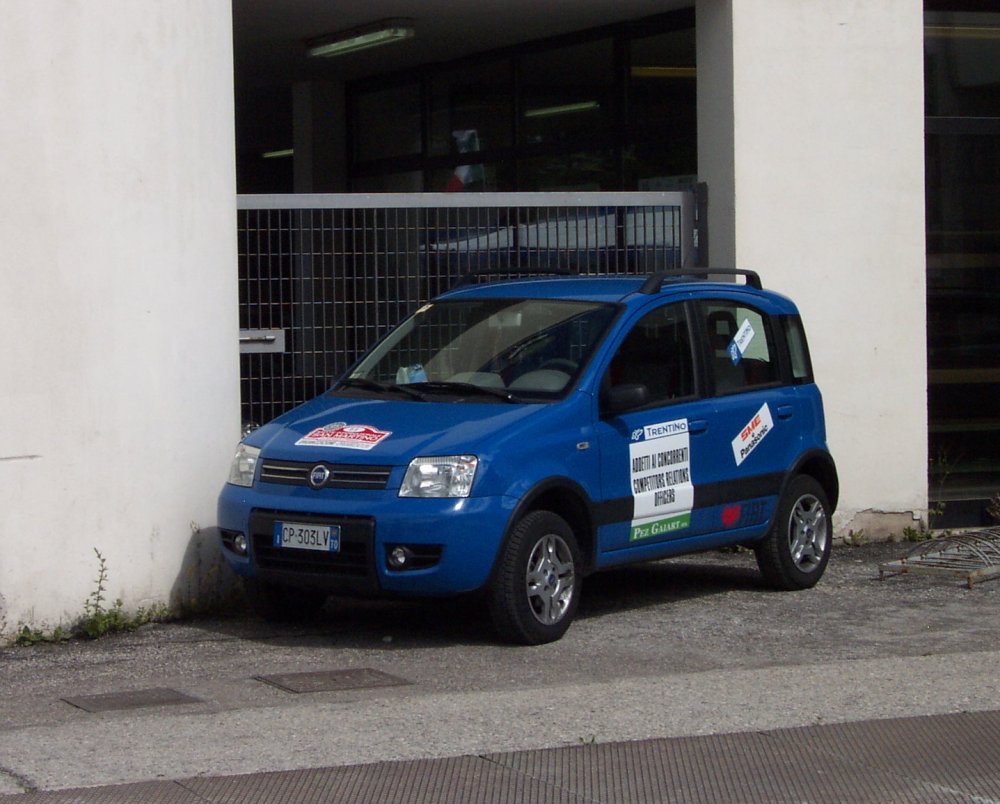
[4,709,1000,802]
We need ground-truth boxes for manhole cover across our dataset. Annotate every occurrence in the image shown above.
[255,668,410,694]
[62,687,203,713]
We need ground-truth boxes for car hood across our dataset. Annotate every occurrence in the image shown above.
[255,395,548,464]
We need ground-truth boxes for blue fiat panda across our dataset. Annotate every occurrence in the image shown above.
[218,269,838,644]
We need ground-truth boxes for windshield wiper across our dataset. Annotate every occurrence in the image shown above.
[412,381,521,404]
[337,377,428,401]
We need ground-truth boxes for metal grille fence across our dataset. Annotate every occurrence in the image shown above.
[237,191,696,428]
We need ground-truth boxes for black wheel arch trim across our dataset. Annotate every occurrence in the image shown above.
[785,448,839,512]
[486,477,601,586]
[754,449,839,540]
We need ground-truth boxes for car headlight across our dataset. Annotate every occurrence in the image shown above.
[399,455,478,498]
[228,443,261,487]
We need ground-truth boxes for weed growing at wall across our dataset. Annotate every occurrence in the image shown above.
[78,548,168,639]
[5,548,169,646]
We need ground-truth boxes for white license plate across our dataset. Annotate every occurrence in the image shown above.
[272,521,341,553]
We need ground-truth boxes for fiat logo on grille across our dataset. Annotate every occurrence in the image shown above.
[308,465,331,489]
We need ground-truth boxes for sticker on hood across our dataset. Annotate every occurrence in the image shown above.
[296,422,392,451]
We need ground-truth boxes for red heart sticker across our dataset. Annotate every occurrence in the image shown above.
[722,504,741,528]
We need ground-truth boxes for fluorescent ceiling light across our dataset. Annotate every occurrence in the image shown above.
[631,66,696,79]
[524,100,600,119]
[925,24,1000,40]
[306,19,415,58]
[262,148,294,159]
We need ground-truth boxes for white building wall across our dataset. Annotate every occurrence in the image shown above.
[0,1,240,635]
[697,0,928,536]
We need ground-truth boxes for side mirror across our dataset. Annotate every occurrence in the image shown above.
[603,383,649,416]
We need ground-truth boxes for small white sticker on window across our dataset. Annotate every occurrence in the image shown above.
[728,318,755,365]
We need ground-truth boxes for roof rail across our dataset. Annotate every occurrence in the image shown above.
[638,268,762,294]
[453,264,577,289]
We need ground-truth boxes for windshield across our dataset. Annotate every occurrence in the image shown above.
[343,298,618,401]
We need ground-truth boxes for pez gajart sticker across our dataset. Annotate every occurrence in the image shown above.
[628,418,693,542]
[731,403,773,466]
[296,422,392,451]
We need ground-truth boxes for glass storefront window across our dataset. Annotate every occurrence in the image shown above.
[924,9,1000,520]
[353,82,422,162]
[352,171,424,193]
[518,149,618,192]
[347,11,696,194]
[926,12,1000,118]
[429,61,513,158]
[428,162,510,193]
[629,29,697,188]
[519,39,614,147]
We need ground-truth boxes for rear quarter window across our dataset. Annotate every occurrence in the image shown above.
[781,315,814,383]
[702,300,779,394]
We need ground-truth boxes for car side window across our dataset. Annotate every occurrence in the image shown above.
[782,315,814,383]
[703,301,778,394]
[604,302,695,408]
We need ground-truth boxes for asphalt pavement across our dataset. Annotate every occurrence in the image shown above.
[3,541,1000,802]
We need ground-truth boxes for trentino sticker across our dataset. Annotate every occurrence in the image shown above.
[296,423,392,451]
[727,318,756,365]
[628,418,694,541]
[731,403,773,466]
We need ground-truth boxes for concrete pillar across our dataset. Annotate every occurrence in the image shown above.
[0,0,240,635]
[293,80,348,193]
[696,0,928,536]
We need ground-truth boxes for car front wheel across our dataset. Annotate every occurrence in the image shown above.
[488,510,581,645]
[755,475,831,590]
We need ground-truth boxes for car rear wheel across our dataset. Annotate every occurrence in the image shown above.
[755,475,831,590]
[488,510,581,645]
[243,579,328,622]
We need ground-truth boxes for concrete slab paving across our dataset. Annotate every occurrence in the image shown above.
[2,542,1000,801]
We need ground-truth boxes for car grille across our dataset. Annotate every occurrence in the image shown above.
[260,459,392,490]
[250,510,374,579]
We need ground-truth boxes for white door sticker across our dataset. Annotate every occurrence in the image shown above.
[629,418,694,541]
[731,403,774,466]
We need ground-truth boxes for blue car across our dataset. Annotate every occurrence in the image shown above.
[218,269,838,644]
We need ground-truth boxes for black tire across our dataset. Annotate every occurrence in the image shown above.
[488,511,582,645]
[243,579,328,622]
[755,475,832,590]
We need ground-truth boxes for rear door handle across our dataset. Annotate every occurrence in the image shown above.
[688,419,708,434]
[776,405,794,420]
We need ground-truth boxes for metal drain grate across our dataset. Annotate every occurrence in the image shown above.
[255,668,411,694]
[879,528,1000,588]
[62,687,203,713]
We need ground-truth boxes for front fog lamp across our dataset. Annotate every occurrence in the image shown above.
[399,455,478,498]
[228,443,261,487]
[388,546,411,568]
